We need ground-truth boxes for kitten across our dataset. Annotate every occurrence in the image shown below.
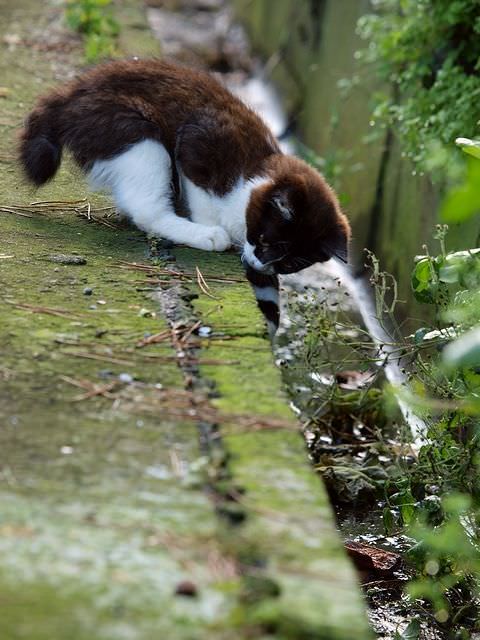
[19,59,350,334]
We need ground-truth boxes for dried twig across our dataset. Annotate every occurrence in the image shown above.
[0,199,118,227]
[61,350,133,366]
[178,320,202,344]
[195,266,218,299]
[60,375,119,401]
[115,261,245,284]
[6,301,82,318]
[0,206,33,218]
[135,329,171,348]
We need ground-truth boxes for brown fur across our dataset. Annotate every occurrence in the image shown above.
[19,58,350,276]
[19,58,279,192]
[246,155,350,274]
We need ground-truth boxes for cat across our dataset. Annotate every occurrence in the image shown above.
[19,58,350,335]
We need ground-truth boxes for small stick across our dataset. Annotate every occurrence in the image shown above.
[61,350,133,366]
[179,320,202,343]
[6,301,82,318]
[196,266,218,299]
[0,206,33,218]
[135,329,171,348]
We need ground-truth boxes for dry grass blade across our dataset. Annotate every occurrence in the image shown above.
[178,320,202,344]
[125,399,296,432]
[61,350,134,366]
[80,212,118,229]
[115,261,190,281]
[60,376,92,390]
[115,261,245,284]
[196,266,218,299]
[60,375,119,401]
[0,206,33,218]
[6,301,82,318]
[168,449,184,478]
[30,199,91,207]
[136,329,171,348]
[1,199,118,229]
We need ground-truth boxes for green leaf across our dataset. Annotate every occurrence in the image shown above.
[411,257,445,304]
[395,617,421,640]
[441,157,480,222]
[383,507,395,534]
[443,326,480,368]
[413,258,433,284]
[441,185,480,222]
[442,493,472,515]
[438,262,460,284]
[455,137,480,160]
[391,490,417,526]
[413,327,429,344]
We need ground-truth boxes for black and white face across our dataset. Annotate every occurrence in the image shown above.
[243,186,349,275]
[242,236,319,275]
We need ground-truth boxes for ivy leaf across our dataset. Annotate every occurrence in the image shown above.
[411,257,445,304]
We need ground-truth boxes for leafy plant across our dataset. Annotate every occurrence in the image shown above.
[282,132,480,631]
[65,0,119,62]
[442,139,480,222]
[356,0,480,171]
[387,146,480,627]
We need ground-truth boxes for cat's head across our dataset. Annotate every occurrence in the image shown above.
[243,155,350,275]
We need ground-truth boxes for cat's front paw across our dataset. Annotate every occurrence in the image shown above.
[194,226,231,251]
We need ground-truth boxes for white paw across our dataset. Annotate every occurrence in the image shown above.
[194,226,231,251]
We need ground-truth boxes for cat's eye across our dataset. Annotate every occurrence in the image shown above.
[259,234,270,248]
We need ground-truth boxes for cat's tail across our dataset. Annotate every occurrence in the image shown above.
[19,93,66,185]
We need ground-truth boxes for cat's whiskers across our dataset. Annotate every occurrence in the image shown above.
[292,257,311,270]
[263,253,288,268]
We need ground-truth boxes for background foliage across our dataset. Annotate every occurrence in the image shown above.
[65,0,119,62]
[356,0,480,171]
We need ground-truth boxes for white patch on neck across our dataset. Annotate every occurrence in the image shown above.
[183,175,271,247]
[220,176,270,244]
[242,241,273,273]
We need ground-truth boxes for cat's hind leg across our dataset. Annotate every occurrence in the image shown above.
[89,139,231,251]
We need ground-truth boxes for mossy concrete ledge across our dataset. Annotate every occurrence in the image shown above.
[170,250,373,639]
[0,0,371,638]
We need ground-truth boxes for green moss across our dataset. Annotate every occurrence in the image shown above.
[172,247,289,416]
[0,573,229,640]
[172,248,373,639]
[0,3,233,637]
[0,2,372,636]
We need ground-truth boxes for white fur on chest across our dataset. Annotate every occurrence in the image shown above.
[87,138,271,252]
[182,174,269,246]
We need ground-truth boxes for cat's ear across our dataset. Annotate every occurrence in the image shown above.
[271,191,293,221]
